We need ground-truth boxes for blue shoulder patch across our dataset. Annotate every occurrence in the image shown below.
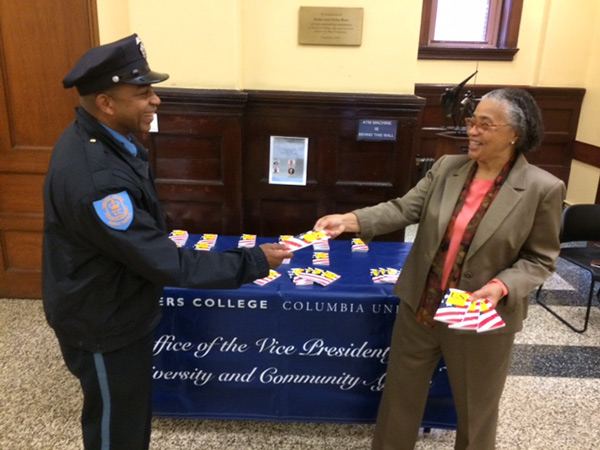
[93,191,134,231]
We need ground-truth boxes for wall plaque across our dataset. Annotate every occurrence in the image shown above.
[298,7,363,46]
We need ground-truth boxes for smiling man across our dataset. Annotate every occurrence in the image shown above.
[42,34,291,450]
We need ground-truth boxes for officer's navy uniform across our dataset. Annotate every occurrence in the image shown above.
[42,34,270,450]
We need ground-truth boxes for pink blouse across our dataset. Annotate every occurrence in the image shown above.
[442,179,494,289]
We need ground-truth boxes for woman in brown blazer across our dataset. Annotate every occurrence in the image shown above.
[314,88,565,450]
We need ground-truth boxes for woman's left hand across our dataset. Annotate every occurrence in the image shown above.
[468,282,505,309]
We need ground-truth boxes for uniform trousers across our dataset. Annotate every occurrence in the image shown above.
[59,332,155,450]
[372,301,515,450]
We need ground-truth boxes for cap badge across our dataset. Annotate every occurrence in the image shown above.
[136,36,147,59]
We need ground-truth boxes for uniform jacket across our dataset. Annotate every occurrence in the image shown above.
[354,154,566,334]
[43,107,269,352]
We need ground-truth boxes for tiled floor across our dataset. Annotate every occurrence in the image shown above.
[1,232,599,449]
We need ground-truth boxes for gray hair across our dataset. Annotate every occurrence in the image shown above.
[481,88,545,153]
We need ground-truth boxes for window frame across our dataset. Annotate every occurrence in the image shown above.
[418,0,523,61]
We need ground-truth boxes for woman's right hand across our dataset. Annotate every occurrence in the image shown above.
[313,213,360,239]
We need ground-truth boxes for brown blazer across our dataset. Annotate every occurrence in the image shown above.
[354,153,566,334]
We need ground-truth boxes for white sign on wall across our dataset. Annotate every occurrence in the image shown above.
[268,136,309,186]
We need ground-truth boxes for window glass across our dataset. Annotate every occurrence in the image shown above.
[433,0,490,42]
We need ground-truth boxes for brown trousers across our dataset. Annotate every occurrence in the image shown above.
[372,302,515,450]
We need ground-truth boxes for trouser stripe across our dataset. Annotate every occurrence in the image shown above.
[93,353,111,450]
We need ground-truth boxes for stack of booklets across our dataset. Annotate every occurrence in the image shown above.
[351,238,369,252]
[253,270,282,286]
[312,252,330,266]
[370,268,401,284]
[168,230,189,248]
[194,233,218,251]
[287,268,340,286]
[238,234,257,248]
[313,237,330,251]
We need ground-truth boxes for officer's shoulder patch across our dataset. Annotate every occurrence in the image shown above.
[93,191,134,231]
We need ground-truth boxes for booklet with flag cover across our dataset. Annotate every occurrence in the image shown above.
[282,230,330,252]
[434,288,505,332]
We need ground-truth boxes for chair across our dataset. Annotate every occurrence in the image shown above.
[535,204,600,333]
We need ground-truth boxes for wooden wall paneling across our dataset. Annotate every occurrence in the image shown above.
[242,109,325,235]
[242,91,425,241]
[0,0,98,299]
[140,89,248,235]
[528,88,585,182]
[414,84,585,185]
[573,141,600,168]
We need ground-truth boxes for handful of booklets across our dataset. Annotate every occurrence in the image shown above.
[282,230,330,252]
[278,235,294,264]
[434,288,506,332]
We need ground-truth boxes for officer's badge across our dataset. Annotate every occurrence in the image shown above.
[93,191,134,231]
[136,36,147,59]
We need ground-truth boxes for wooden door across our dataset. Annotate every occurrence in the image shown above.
[0,0,98,298]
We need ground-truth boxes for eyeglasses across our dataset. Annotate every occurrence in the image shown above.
[464,117,511,132]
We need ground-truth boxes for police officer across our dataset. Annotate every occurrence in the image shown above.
[42,34,292,450]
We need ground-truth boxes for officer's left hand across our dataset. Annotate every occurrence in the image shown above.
[259,243,294,269]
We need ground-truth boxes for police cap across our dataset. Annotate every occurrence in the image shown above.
[62,34,169,95]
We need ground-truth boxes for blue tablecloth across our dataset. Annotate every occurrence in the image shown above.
[153,236,456,428]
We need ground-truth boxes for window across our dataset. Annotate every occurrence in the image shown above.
[418,0,523,61]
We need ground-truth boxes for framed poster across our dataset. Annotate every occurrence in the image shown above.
[268,136,309,186]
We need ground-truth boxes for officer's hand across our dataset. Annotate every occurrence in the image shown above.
[259,243,294,269]
[313,213,360,239]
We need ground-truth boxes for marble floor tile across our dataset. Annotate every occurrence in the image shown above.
[518,304,600,346]
[497,376,600,450]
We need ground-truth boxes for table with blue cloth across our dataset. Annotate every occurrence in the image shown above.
[153,235,457,429]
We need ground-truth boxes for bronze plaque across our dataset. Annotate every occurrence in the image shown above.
[298,7,364,46]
